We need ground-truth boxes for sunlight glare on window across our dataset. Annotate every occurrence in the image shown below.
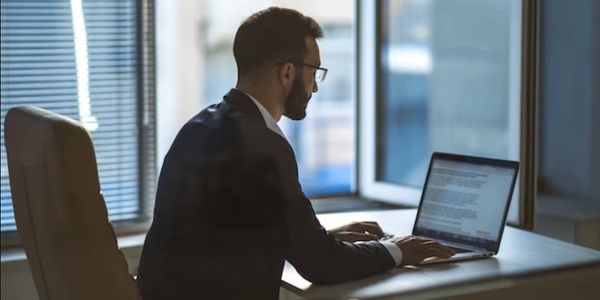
[70,0,98,131]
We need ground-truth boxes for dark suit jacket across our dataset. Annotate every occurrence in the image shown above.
[137,89,395,299]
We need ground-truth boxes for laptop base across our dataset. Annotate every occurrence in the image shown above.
[419,252,494,265]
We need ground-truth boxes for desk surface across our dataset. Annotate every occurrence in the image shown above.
[281,209,600,299]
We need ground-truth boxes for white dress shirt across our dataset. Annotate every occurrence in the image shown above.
[239,89,403,267]
[241,90,287,140]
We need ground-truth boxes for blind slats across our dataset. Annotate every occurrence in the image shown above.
[3,49,132,56]
[0,73,135,82]
[0,0,155,233]
[1,40,136,47]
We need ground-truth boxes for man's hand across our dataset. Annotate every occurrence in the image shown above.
[328,221,385,242]
[382,235,455,266]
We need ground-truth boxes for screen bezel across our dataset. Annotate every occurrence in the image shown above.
[412,152,520,253]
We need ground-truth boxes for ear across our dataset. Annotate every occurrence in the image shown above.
[278,62,296,89]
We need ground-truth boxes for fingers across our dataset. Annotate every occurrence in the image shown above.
[334,231,379,242]
[389,235,429,244]
[348,232,379,241]
[347,221,384,238]
[392,235,456,265]
[424,247,453,259]
[421,240,455,256]
[379,234,395,241]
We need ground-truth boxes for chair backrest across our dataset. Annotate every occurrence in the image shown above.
[4,106,141,300]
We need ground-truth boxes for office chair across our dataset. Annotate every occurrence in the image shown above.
[4,106,141,300]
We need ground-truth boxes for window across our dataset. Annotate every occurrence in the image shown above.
[0,0,156,235]
[535,0,600,249]
[538,0,599,201]
[359,0,525,223]
[199,0,356,196]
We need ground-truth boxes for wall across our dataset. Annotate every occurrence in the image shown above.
[1,255,38,300]
[155,0,205,171]
[1,242,144,300]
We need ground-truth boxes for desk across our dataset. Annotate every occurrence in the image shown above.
[280,209,600,299]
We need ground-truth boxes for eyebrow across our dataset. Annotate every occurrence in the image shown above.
[307,57,320,66]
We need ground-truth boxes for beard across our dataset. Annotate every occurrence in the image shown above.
[283,77,311,121]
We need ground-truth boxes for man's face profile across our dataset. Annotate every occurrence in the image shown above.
[283,37,320,121]
[284,76,310,120]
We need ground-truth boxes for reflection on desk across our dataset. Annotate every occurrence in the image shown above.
[280,209,600,300]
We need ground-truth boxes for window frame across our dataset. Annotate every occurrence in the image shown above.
[358,0,422,207]
[357,0,538,228]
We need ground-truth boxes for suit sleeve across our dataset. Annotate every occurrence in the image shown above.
[274,142,396,284]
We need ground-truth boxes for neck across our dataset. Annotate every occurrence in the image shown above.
[235,80,284,122]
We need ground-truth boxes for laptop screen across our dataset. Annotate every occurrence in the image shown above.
[413,153,519,252]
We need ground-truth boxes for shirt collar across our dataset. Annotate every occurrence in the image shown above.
[237,89,287,140]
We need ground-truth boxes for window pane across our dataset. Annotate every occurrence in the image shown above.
[377,0,520,187]
[200,1,355,196]
[0,0,147,232]
[535,0,600,249]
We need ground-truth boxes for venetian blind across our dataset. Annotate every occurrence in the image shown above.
[0,0,156,233]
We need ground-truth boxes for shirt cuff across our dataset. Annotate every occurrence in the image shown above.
[380,241,403,266]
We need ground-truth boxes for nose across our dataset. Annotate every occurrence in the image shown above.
[313,81,318,93]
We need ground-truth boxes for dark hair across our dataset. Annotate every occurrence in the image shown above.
[233,7,323,77]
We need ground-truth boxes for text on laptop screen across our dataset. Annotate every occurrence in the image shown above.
[415,158,515,242]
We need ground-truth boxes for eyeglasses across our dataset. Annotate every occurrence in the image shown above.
[300,62,328,83]
[277,61,328,82]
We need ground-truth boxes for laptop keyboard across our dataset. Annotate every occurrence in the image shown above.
[447,246,473,254]
[380,235,475,254]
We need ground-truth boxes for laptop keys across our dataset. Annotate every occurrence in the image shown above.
[446,246,473,254]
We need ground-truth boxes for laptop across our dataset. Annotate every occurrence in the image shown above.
[385,152,520,264]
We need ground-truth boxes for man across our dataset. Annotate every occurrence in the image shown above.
[137,7,454,299]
